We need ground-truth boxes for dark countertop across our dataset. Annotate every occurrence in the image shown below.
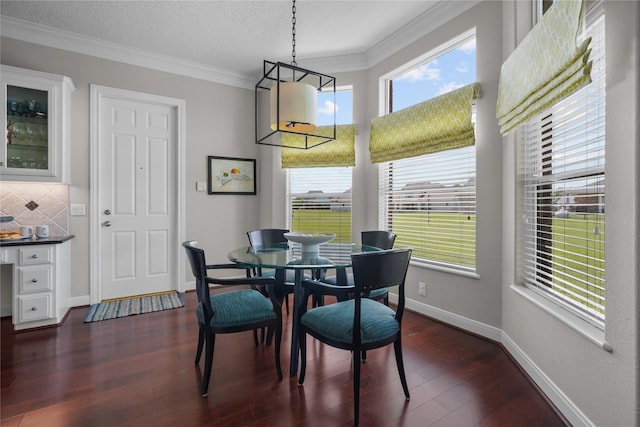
[0,235,75,247]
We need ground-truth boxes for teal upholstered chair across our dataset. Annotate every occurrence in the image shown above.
[297,248,412,426]
[182,241,282,397]
[321,230,397,305]
[247,228,311,314]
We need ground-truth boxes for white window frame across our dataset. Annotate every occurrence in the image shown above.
[520,1,606,328]
[285,87,353,241]
[377,30,477,273]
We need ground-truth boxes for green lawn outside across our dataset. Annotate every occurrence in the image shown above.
[291,208,605,316]
[549,214,605,315]
[291,209,352,243]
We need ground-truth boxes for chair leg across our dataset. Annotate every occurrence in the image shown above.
[393,338,410,400]
[285,294,290,315]
[383,295,389,306]
[274,321,283,380]
[266,325,274,345]
[195,326,205,365]
[253,329,259,347]
[353,347,362,426]
[312,293,324,307]
[201,331,215,397]
[361,349,367,362]
[297,328,307,385]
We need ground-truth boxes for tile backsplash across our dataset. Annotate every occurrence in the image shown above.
[0,182,68,235]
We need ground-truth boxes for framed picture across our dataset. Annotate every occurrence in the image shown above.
[207,156,256,195]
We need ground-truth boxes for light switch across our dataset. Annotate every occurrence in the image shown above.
[70,203,86,216]
[196,182,207,192]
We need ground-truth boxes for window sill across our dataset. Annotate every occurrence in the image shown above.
[410,259,480,279]
[510,284,612,353]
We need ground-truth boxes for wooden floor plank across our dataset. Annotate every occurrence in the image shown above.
[1,291,568,426]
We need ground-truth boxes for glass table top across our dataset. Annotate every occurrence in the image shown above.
[228,243,381,269]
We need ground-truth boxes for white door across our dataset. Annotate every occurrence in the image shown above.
[94,89,180,301]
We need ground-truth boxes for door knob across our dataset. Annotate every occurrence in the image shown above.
[104,209,111,215]
[102,221,112,227]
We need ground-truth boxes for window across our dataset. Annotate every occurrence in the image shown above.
[287,88,353,242]
[378,32,477,270]
[522,2,605,326]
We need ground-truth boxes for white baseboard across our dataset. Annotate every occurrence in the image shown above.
[389,294,502,341]
[501,333,594,427]
[391,294,593,427]
[70,295,91,307]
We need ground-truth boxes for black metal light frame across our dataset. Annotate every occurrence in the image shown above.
[255,60,336,149]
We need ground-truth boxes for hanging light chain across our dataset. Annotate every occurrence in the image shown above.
[291,0,297,66]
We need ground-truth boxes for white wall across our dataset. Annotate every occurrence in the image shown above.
[0,38,261,296]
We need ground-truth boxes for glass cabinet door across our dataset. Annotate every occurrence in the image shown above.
[1,65,74,183]
[6,85,50,171]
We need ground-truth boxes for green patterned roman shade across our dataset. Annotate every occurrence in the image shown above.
[496,0,592,135]
[369,83,480,164]
[281,125,356,168]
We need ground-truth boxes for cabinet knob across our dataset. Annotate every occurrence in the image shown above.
[32,254,38,259]
[31,307,38,311]
[31,278,38,283]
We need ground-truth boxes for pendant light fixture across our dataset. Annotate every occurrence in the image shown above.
[255,0,336,149]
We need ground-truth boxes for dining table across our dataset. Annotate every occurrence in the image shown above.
[228,241,381,376]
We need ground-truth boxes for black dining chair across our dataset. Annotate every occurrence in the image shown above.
[321,230,397,305]
[182,241,283,397]
[247,228,310,315]
[297,248,412,426]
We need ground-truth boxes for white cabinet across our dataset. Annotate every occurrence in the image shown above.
[1,65,75,182]
[1,240,71,330]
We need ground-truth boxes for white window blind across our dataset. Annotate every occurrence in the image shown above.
[379,145,476,270]
[522,2,605,326]
[287,167,352,244]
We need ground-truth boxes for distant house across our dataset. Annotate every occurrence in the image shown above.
[390,180,475,212]
[292,189,352,212]
[556,179,605,213]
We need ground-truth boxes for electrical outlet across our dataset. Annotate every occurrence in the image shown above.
[418,282,426,296]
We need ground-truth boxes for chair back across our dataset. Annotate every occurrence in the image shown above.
[361,230,396,250]
[247,229,290,249]
[351,248,411,318]
[182,241,212,317]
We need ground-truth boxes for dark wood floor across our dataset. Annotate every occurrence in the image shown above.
[1,291,568,427]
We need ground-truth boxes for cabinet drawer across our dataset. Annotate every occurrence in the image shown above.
[18,266,52,293]
[17,293,52,323]
[19,246,52,265]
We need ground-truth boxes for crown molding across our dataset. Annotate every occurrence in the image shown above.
[299,1,481,74]
[364,0,481,68]
[0,16,255,89]
[1,1,480,87]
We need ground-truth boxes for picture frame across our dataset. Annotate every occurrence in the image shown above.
[207,156,257,195]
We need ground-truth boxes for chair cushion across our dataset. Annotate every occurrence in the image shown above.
[368,288,388,300]
[196,289,275,329]
[321,273,354,286]
[301,299,398,345]
[321,274,388,301]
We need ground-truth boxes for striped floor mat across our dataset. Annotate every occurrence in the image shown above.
[83,291,184,323]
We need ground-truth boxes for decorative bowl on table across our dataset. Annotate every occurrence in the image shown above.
[283,232,336,258]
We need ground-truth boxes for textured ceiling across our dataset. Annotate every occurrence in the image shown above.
[0,1,481,85]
